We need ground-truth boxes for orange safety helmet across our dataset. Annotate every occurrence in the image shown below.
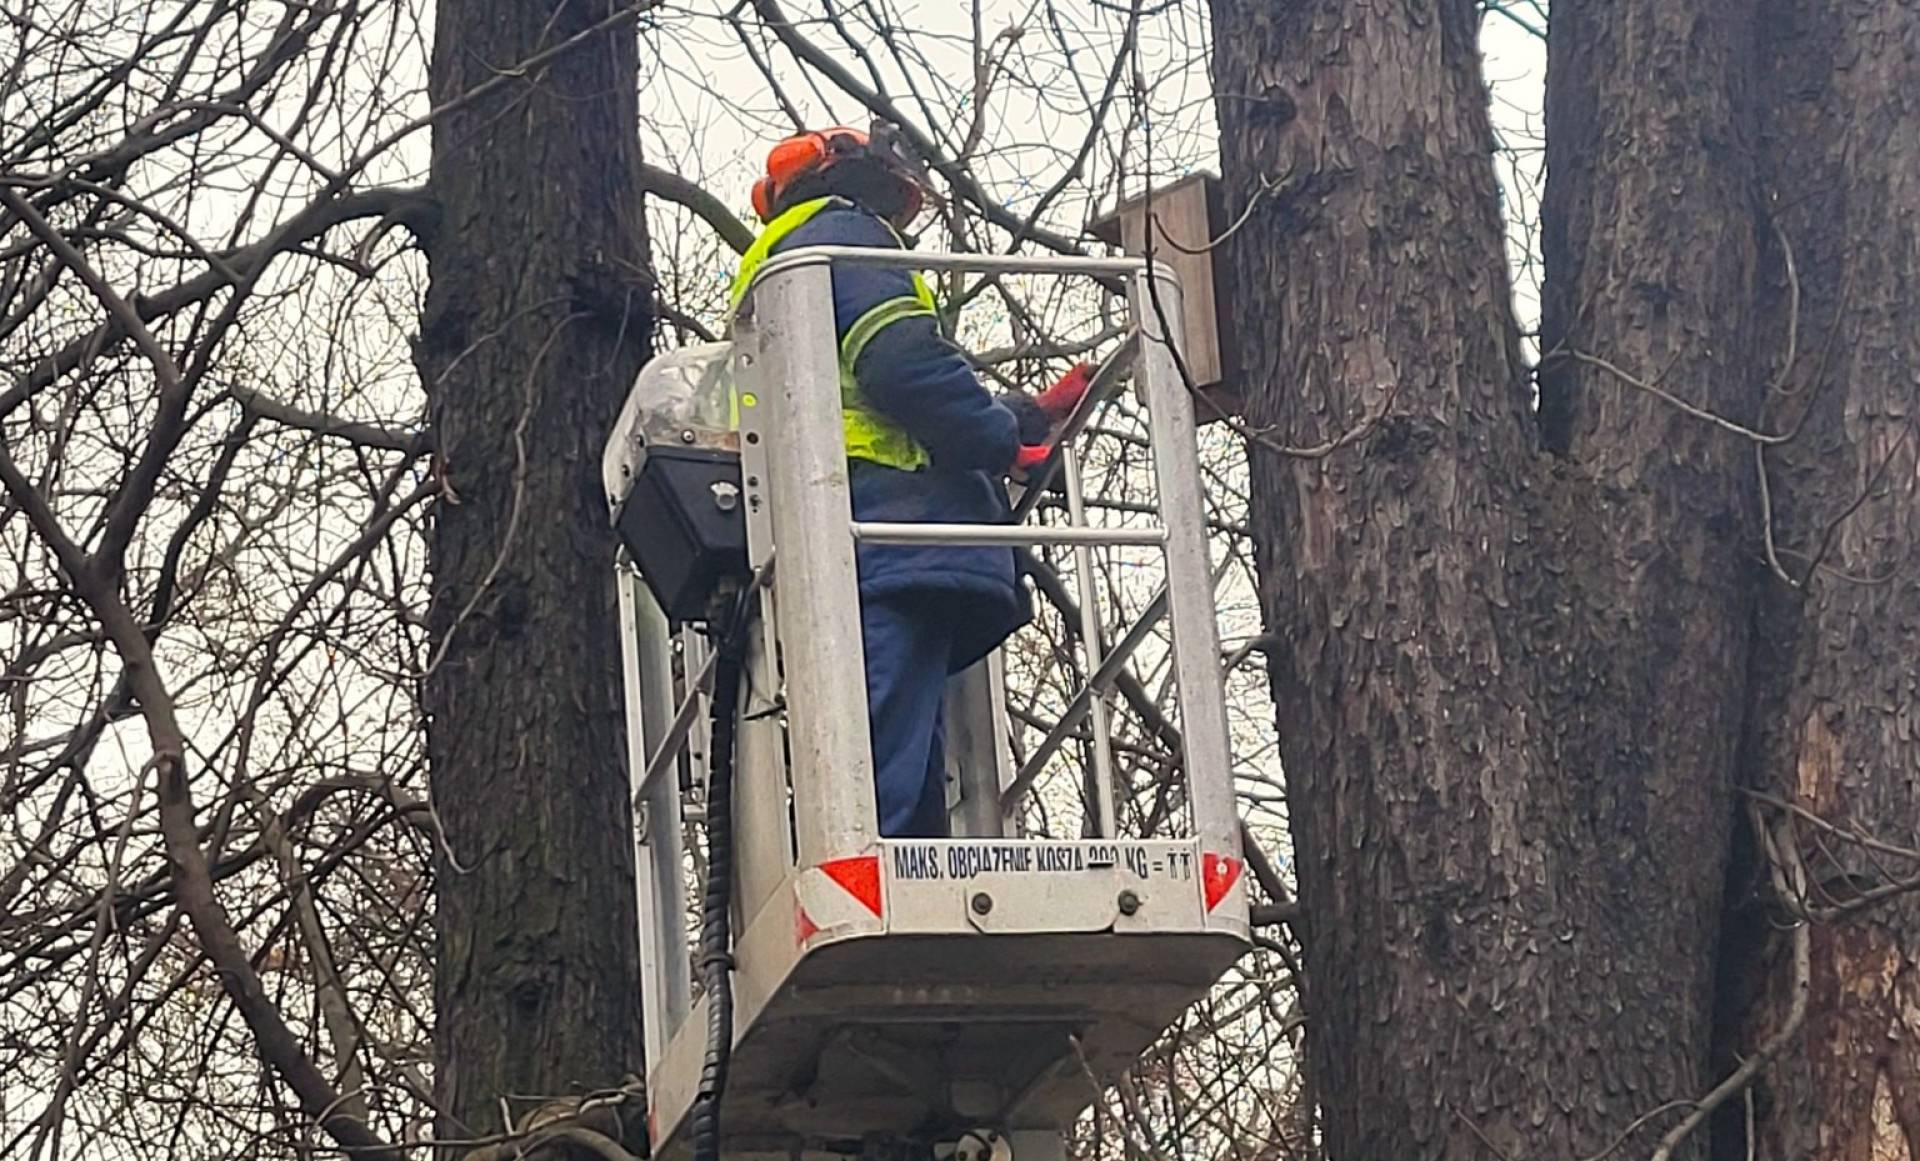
[750,121,929,229]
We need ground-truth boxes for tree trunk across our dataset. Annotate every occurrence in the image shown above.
[1726,3,1920,1157]
[416,0,652,1152]
[1209,1,1544,1156]
[1210,0,1763,1155]
[1535,0,1765,1149]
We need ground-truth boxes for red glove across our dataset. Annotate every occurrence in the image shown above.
[1034,362,1094,422]
[1013,444,1052,472]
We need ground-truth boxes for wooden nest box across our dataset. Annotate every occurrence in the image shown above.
[1090,173,1244,422]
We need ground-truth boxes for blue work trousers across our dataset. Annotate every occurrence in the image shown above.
[862,596,955,838]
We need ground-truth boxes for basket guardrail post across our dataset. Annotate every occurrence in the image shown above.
[744,257,879,864]
[1132,264,1241,856]
[618,562,692,1065]
[945,653,1011,837]
[1061,444,1119,837]
[730,357,794,924]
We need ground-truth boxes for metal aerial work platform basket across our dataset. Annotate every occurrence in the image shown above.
[601,248,1249,1161]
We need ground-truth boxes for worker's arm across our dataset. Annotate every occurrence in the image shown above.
[780,210,1019,472]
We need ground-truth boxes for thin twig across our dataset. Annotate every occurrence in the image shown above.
[1647,812,1813,1161]
[1568,1100,1694,1161]
[1798,417,1916,589]
[1446,1101,1516,1161]
[1745,789,1920,863]
[462,1124,644,1161]
[1763,220,1800,400]
[3,186,434,415]
[1541,345,1792,445]
[1148,172,1288,257]
[1755,442,1801,588]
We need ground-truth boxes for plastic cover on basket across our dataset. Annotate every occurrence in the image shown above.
[613,341,738,456]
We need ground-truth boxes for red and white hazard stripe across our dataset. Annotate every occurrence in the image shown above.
[793,854,885,947]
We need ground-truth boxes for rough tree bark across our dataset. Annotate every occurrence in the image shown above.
[1210,1,1549,1155]
[1209,0,1766,1156]
[1726,2,1920,1157]
[1535,0,1763,1148]
[415,0,653,1152]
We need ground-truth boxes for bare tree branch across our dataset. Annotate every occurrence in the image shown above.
[3,185,436,416]
[640,161,756,254]
[228,383,425,452]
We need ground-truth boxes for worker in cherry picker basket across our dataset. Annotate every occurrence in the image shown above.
[730,121,1092,838]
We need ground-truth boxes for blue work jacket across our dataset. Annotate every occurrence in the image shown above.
[756,203,1032,668]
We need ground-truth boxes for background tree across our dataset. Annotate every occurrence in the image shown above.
[2,2,440,1156]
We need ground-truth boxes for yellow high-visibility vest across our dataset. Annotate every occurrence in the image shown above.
[729,197,937,471]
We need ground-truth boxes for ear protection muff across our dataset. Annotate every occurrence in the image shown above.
[750,173,778,223]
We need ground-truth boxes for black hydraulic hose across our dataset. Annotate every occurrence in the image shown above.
[690,585,755,1161]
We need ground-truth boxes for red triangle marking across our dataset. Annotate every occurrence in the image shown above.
[794,896,820,945]
[820,854,883,917]
[1202,853,1242,912]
